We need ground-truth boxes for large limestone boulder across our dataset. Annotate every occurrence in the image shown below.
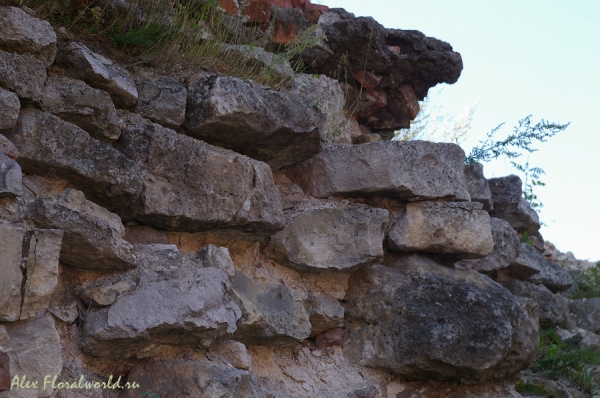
[488,175,540,236]
[0,151,21,197]
[122,361,265,398]
[268,204,389,272]
[303,8,463,133]
[288,141,470,200]
[464,162,493,210]
[0,50,46,101]
[41,75,120,142]
[0,87,19,130]
[28,189,136,270]
[81,267,240,357]
[5,109,144,214]
[117,113,284,233]
[569,298,600,333]
[344,255,539,383]
[503,243,544,279]
[231,272,311,344]
[60,42,138,108]
[388,201,493,258]
[527,257,574,293]
[456,218,520,273]
[0,6,57,67]
[0,221,63,322]
[1,315,63,398]
[185,74,325,170]
[503,280,573,329]
[135,77,187,129]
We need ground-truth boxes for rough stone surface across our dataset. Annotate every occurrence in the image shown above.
[195,244,236,279]
[464,162,493,210]
[504,243,544,279]
[0,87,19,130]
[344,255,539,383]
[81,267,240,357]
[122,361,265,398]
[222,44,295,84]
[135,77,187,129]
[288,141,470,200]
[2,315,63,398]
[305,291,344,337]
[503,280,573,329]
[0,6,57,66]
[0,151,21,197]
[388,201,493,258]
[269,204,389,271]
[77,276,137,307]
[527,258,574,293]
[0,352,8,392]
[0,133,18,160]
[488,175,540,235]
[556,327,600,351]
[5,109,144,214]
[185,74,325,169]
[209,340,253,370]
[231,271,311,343]
[569,298,600,333]
[117,112,284,233]
[0,50,46,101]
[60,42,138,108]
[303,9,463,132]
[41,75,120,141]
[456,218,520,273]
[0,221,63,322]
[28,188,136,270]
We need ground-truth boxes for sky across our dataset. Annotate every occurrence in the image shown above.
[322,0,600,261]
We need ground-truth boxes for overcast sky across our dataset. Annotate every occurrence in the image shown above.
[322,0,600,261]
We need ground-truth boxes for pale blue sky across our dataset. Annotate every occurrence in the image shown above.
[322,0,600,261]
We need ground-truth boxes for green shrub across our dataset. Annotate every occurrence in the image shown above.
[568,262,600,299]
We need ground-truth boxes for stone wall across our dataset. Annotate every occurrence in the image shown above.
[0,3,592,398]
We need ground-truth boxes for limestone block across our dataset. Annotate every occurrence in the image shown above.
[569,298,600,333]
[388,201,493,258]
[0,6,56,66]
[344,254,539,383]
[287,141,470,201]
[269,204,389,271]
[0,50,46,101]
[488,175,540,235]
[304,291,344,337]
[464,162,493,210]
[5,109,144,214]
[0,87,19,130]
[61,42,138,108]
[117,112,284,233]
[0,151,21,198]
[185,74,325,169]
[135,77,187,129]
[41,75,119,141]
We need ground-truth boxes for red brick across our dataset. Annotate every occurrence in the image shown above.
[353,70,383,91]
[357,90,387,118]
[219,0,239,14]
[0,353,9,392]
[272,20,300,44]
[244,1,271,23]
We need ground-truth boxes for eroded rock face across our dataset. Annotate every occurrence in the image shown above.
[0,151,21,197]
[28,189,136,270]
[503,280,573,329]
[60,42,138,108]
[457,218,521,273]
[2,315,63,398]
[185,74,325,170]
[344,255,539,383]
[288,141,470,200]
[305,291,344,337]
[303,8,462,133]
[41,75,120,142]
[0,6,57,67]
[117,113,284,233]
[122,361,266,398]
[464,163,493,210]
[231,272,311,344]
[0,87,19,130]
[6,109,144,214]
[135,77,187,129]
[569,299,600,333]
[0,50,46,101]
[527,258,574,293]
[488,175,540,236]
[0,221,63,322]
[388,201,493,258]
[269,204,389,271]
[81,267,240,357]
